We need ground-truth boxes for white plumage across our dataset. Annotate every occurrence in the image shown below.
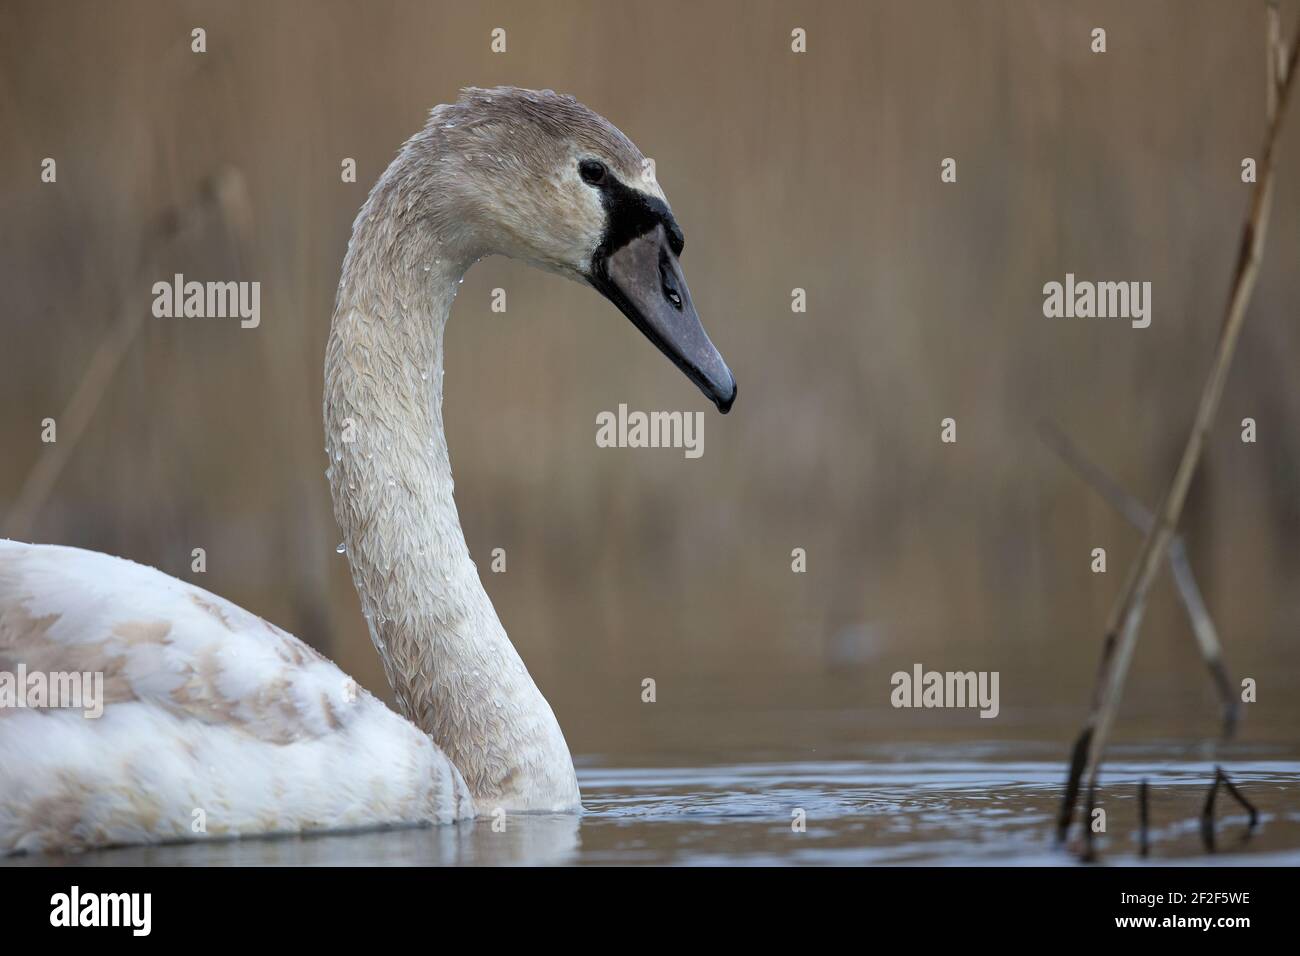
[0,541,470,854]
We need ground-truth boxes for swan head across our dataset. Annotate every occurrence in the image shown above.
[421,87,736,413]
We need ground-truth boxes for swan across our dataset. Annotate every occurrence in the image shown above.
[0,87,736,854]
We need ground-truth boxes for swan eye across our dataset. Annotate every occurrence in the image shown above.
[578,159,608,186]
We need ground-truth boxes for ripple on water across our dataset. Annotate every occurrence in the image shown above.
[7,742,1299,866]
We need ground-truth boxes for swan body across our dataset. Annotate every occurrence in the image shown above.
[0,541,471,854]
[0,87,735,854]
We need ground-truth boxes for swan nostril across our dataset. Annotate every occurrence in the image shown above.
[657,243,683,310]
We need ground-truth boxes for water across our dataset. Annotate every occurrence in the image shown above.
[9,741,1299,866]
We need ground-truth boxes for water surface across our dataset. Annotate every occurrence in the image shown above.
[11,740,1299,866]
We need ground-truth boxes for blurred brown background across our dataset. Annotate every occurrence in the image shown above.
[2,1,1297,758]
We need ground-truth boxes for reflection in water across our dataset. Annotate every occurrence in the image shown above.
[10,812,582,867]
[7,741,1299,866]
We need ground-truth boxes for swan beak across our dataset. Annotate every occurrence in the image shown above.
[591,224,737,414]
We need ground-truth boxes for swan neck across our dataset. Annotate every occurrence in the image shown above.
[323,152,578,811]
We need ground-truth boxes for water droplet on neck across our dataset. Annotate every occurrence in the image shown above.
[335,542,347,554]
